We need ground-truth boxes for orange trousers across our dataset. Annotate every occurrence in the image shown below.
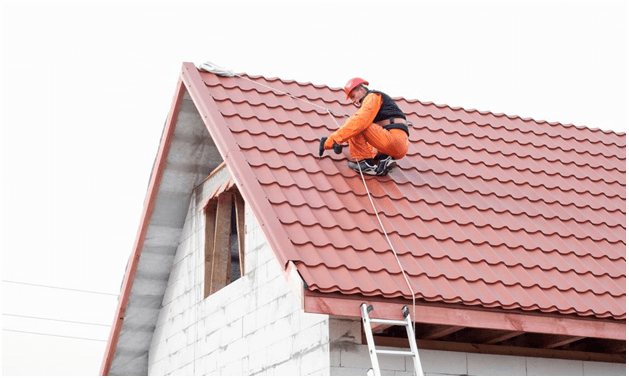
[324,92,409,160]
[346,126,408,160]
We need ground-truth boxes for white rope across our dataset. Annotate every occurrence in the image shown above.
[354,159,417,331]
[324,115,418,338]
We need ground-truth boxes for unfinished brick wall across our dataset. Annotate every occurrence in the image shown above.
[147,176,330,375]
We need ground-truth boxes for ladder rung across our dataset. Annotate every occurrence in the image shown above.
[375,349,416,357]
[369,318,407,326]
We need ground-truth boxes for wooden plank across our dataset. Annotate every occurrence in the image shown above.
[203,199,218,298]
[373,336,625,364]
[209,192,232,295]
[194,163,232,213]
[543,335,586,349]
[423,326,465,340]
[233,191,246,276]
[303,294,626,341]
[371,324,393,334]
[483,331,525,345]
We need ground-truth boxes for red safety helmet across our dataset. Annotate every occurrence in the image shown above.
[344,77,369,100]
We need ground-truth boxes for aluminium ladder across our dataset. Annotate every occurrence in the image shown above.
[360,303,424,376]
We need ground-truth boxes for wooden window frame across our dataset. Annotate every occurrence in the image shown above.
[204,189,246,298]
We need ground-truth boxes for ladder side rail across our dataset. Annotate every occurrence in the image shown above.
[361,303,382,376]
[403,306,424,376]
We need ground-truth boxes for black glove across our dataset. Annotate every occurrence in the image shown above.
[319,137,327,158]
[319,137,343,158]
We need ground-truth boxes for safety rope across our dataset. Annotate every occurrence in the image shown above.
[326,114,418,337]
[203,62,418,338]
[355,160,417,331]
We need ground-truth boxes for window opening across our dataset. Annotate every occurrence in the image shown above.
[204,190,245,298]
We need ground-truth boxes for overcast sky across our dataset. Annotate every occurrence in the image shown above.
[1,0,626,375]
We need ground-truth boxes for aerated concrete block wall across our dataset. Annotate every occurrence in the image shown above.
[147,187,330,375]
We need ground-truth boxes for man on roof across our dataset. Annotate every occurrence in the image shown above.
[319,78,410,176]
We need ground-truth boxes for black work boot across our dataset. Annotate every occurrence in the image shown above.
[375,154,397,176]
[348,159,377,175]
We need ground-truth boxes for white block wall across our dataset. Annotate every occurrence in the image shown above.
[328,319,626,376]
[147,187,330,376]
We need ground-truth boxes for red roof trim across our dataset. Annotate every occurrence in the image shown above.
[100,77,186,376]
[303,291,626,341]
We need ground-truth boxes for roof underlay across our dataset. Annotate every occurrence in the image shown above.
[101,63,626,374]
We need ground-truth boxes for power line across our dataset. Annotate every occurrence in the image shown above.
[2,280,119,297]
[3,313,112,327]
[2,329,107,342]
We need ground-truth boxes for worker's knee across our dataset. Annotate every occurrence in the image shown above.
[378,130,408,159]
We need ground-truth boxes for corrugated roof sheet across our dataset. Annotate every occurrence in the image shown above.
[197,68,625,320]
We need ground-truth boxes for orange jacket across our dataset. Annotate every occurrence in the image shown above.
[324,92,383,149]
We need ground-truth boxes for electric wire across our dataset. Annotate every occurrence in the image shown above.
[2,280,119,297]
[2,329,107,342]
[3,313,111,327]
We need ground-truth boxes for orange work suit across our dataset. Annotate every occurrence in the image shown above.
[323,92,408,160]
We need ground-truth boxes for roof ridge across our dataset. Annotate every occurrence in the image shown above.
[226,72,627,141]
[206,74,626,146]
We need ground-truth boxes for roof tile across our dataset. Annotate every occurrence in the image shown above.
[199,69,626,320]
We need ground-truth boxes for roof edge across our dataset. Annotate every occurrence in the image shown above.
[100,76,186,376]
[180,62,300,269]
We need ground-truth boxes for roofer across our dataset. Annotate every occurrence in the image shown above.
[318,78,410,176]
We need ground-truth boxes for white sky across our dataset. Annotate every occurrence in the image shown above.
[1,0,626,375]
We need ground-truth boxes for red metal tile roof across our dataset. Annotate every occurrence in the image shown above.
[190,64,625,320]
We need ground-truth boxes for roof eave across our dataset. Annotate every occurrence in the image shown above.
[303,290,626,341]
